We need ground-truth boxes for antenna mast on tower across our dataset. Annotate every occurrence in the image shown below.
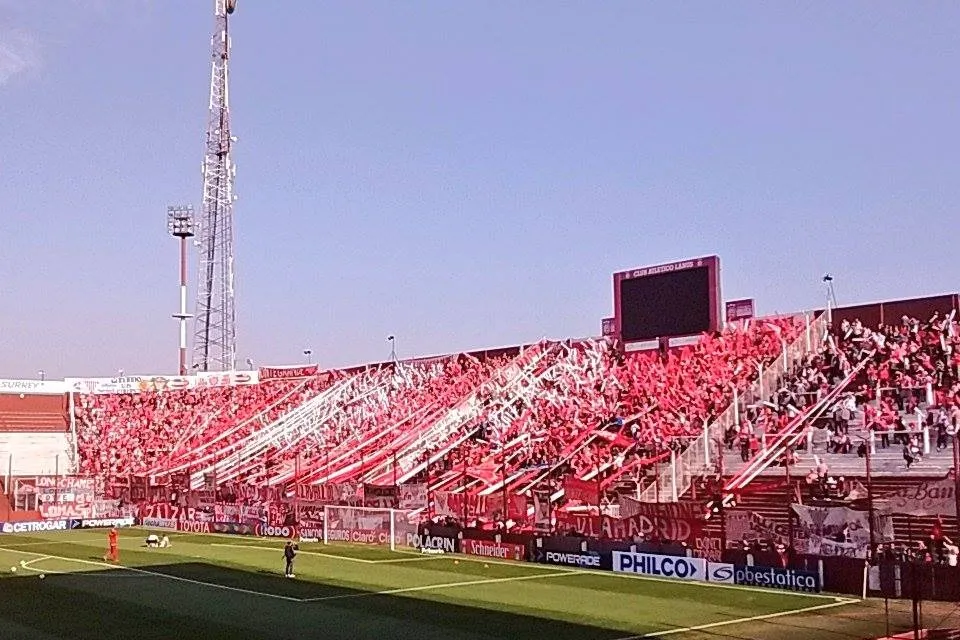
[193,0,238,372]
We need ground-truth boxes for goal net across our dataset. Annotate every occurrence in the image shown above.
[322,505,417,551]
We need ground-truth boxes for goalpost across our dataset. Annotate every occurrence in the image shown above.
[322,505,417,552]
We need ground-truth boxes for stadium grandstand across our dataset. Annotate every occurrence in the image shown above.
[3,283,957,547]
[2,263,959,639]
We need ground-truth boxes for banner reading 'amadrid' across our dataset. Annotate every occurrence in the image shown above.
[557,502,724,561]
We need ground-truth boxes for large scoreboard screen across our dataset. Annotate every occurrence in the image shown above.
[613,256,721,342]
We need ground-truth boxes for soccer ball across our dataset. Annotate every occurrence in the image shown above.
[39,574,45,580]
[9,567,15,573]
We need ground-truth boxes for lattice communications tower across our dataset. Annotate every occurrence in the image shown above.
[193,0,238,372]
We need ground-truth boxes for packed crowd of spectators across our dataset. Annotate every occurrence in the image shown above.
[74,354,515,486]
[74,378,332,481]
[425,317,805,501]
[806,315,957,470]
[728,314,960,479]
[74,317,804,501]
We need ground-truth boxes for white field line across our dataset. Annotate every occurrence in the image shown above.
[211,543,457,565]
[0,537,107,548]
[615,598,861,639]
[17,556,143,579]
[149,529,840,603]
[301,570,582,602]
[211,543,378,564]
[389,547,840,601]
[0,547,303,603]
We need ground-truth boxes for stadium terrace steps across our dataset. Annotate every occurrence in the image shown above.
[0,432,73,475]
[0,394,69,432]
[721,445,954,478]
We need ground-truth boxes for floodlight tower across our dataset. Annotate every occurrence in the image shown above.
[168,205,195,375]
[193,0,239,372]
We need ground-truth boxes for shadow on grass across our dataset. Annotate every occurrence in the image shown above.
[0,561,636,640]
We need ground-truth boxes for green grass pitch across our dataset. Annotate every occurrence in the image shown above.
[0,529,946,639]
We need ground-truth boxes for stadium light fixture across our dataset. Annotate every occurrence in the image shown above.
[168,205,196,376]
[303,349,313,365]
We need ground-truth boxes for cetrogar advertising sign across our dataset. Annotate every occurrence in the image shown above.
[733,565,821,593]
[612,552,706,582]
[1,520,71,534]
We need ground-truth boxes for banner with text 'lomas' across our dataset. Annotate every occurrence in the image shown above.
[557,502,723,561]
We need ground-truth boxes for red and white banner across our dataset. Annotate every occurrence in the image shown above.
[295,482,363,505]
[433,492,481,520]
[363,484,398,508]
[259,365,319,381]
[398,483,427,510]
[563,478,595,504]
[532,490,551,532]
[880,476,956,517]
[36,476,95,505]
[481,494,528,521]
[461,538,525,561]
[65,370,259,395]
[557,502,724,561]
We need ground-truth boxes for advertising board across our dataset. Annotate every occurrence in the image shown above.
[612,552,707,582]
[406,533,458,553]
[733,565,821,593]
[1,520,72,534]
[461,538,525,561]
[78,517,134,529]
[141,517,178,530]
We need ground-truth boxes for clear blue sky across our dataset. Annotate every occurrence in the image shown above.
[1,1,957,379]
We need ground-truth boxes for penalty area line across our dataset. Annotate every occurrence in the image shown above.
[301,569,583,602]
[211,543,380,564]
[616,598,861,639]
[0,547,303,603]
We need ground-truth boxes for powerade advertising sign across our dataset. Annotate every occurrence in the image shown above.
[541,551,602,569]
[734,565,821,593]
[613,552,706,581]
[1,520,72,534]
[78,517,135,529]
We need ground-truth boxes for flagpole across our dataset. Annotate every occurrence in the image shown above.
[953,434,960,539]
[866,440,876,559]
[501,452,508,530]
[426,452,433,521]
[462,456,468,526]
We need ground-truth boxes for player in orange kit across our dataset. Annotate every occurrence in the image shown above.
[104,527,120,562]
